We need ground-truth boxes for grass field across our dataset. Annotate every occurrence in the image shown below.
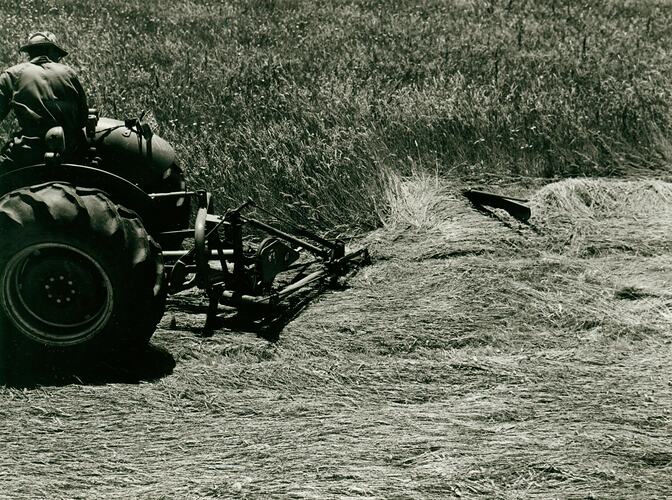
[2,0,672,230]
[1,0,672,498]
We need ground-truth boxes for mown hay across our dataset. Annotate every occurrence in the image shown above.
[1,176,671,498]
[531,178,672,256]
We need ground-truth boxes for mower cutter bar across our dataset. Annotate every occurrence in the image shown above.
[156,189,370,336]
[213,244,369,306]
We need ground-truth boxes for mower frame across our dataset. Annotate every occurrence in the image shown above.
[150,190,370,334]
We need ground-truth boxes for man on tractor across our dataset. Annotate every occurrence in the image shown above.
[0,31,88,171]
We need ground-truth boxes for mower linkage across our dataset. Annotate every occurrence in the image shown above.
[149,190,370,336]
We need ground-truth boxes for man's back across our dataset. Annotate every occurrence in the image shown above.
[0,55,88,140]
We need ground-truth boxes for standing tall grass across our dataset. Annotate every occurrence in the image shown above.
[0,0,671,232]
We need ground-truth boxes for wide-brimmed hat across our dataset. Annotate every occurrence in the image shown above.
[19,31,68,58]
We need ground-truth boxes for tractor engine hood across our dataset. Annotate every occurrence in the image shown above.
[90,117,176,175]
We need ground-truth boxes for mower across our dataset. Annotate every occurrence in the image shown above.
[0,110,369,365]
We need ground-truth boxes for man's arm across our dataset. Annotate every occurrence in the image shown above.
[70,72,88,127]
[0,71,13,122]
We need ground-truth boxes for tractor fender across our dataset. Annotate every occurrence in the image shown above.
[0,164,159,232]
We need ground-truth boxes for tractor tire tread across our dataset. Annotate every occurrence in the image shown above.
[0,182,165,352]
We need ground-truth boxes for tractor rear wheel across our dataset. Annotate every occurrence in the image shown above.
[0,183,165,376]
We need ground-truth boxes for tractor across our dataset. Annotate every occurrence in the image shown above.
[0,110,368,374]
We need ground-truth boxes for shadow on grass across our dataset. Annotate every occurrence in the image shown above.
[0,343,176,389]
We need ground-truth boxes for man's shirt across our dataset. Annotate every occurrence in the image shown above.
[0,56,87,140]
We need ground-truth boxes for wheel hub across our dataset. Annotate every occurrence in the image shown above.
[1,243,114,346]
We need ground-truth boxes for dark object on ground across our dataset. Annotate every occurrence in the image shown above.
[0,111,369,380]
[463,189,531,221]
